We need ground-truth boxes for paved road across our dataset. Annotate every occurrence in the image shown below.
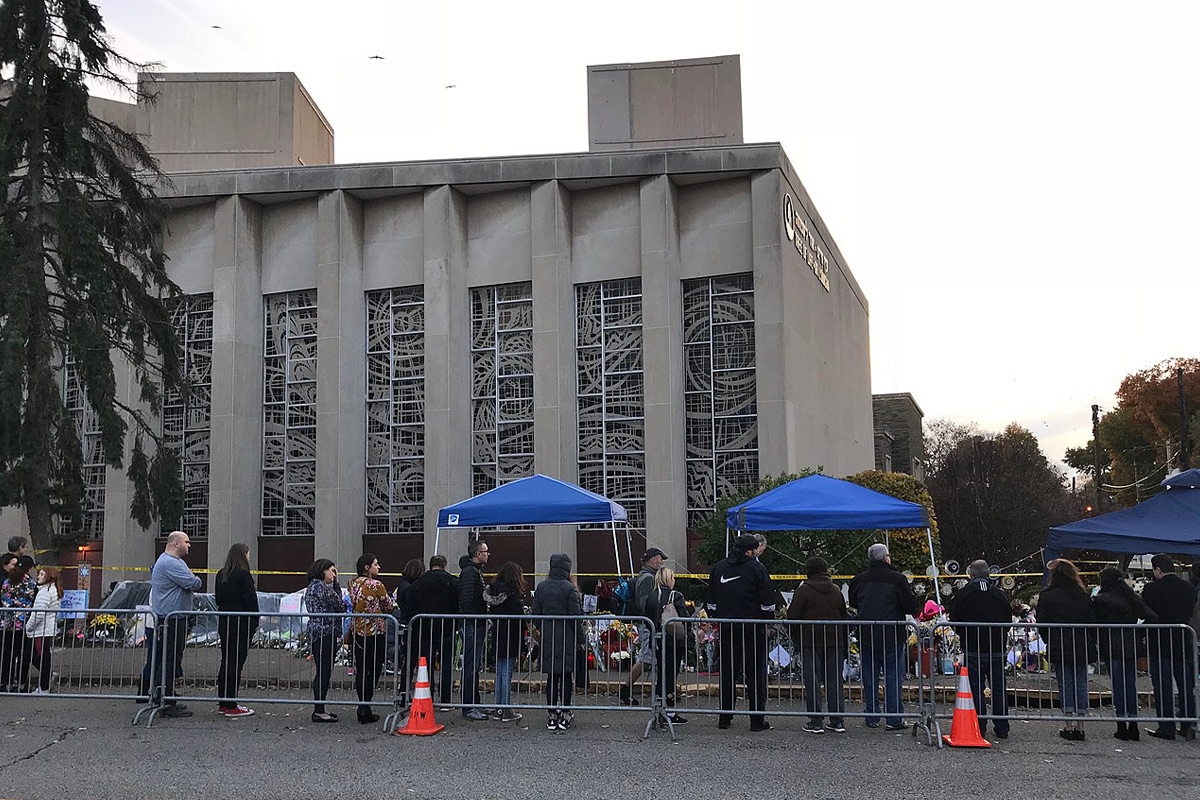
[0,698,1194,800]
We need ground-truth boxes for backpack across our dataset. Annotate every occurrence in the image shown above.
[612,578,633,616]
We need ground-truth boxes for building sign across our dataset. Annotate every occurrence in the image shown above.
[783,194,831,292]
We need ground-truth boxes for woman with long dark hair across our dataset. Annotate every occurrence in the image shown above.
[348,553,394,724]
[485,561,527,722]
[215,543,259,717]
[305,559,342,723]
[1,555,37,692]
[1038,558,1095,741]
[1092,566,1157,741]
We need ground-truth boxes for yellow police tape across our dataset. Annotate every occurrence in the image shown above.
[51,564,1083,581]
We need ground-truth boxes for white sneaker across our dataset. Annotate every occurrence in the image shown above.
[31,687,49,695]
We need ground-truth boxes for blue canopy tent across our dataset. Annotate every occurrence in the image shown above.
[435,474,634,576]
[725,474,940,604]
[1046,468,1200,559]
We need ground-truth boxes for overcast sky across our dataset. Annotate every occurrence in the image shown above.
[93,0,1198,471]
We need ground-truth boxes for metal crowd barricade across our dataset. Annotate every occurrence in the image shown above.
[137,610,403,730]
[659,617,938,745]
[923,620,1200,733]
[404,613,658,735]
[0,607,154,701]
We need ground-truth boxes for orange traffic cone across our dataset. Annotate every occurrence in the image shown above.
[941,665,991,747]
[395,657,445,736]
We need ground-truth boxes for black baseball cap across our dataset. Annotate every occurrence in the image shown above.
[641,547,668,562]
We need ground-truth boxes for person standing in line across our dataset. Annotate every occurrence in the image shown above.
[404,555,459,708]
[949,561,1012,740]
[25,566,62,694]
[347,553,394,725]
[389,558,425,684]
[214,543,258,718]
[1037,558,1094,741]
[1141,554,1198,741]
[787,557,848,734]
[848,543,918,731]
[532,553,582,731]
[305,559,343,723]
[0,553,28,692]
[457,539,491,720]
[6,538,30,562]
[485,561,527,722]
[649,566,689,726]
[706,534,776,732]
[620,547,667,706]
[1091,566,1156,741]
[149,531,202,717]
[2,557,38,692]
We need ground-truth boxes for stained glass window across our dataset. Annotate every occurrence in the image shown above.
[262,291,317,536]
[365,287,425,534]
[60,355,106,539]
[683,274,758,530]
[576,279,645,536]
[162,294,213,539]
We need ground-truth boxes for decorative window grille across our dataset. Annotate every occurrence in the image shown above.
[683,274,758,530]
[61,356,106,539]
[576,278,646,536]
[262,291,318,536]
[162,294,213,539]
[365,287,425,534]
[471,284,534,503]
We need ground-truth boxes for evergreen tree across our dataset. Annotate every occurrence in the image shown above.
[0,0,183,559]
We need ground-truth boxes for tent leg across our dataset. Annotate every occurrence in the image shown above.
[434,528,441,557]
[625,523,635,577]
[925,526,942,607]
[610,522,621,580]
[725,527,731,558]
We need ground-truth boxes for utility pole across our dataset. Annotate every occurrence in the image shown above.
[1092,404,1103,511]
[1180,368,1191,470]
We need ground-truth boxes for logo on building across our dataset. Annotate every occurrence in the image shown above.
[783,193,831,292]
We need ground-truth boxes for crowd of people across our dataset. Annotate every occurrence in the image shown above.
[2,530,1197,743]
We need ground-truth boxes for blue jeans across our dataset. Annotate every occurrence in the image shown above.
[460,621,484,714]
[1054,663,1088,715]
[1150,651,1197,734]
[860,642,904,727]
[1108,658,1138,719]
[965,653,1008,735]
[495,657,514,707]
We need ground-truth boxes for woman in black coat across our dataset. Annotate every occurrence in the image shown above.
[532,553,582,731]
[1038,558,1094,741]
[1092,567,1157,741]
[214,543,259,717]
[485,561,527,722]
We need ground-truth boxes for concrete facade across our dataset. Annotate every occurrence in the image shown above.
[872,393,925,478]
[88,73,334,172]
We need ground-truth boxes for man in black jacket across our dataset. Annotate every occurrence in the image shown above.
[949,560,1012,739]
[457,540,491,720]
[707,534,776,731]
[405,555,458,707]
[849,543,918,730]
[1142,554,1197,740]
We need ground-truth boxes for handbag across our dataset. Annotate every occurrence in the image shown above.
[660,591,687,645]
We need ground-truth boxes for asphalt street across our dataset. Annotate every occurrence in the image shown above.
[0,698,1194,800]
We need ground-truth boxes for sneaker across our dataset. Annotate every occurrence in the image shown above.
[557,712,574,731]
[824,722,846,733]
[1147,728,1177,741]
[223,705,255,717]
[30,688,49,695]
[463,709,489,721]
[490,709,504,720]
[437,707,453,713]
[864,721,880,729]
[499,710,523,723]
[885,722,908,732]
[546,713,559,731]
[665,713,688,726]
[802,723,825,734]
[618,686,640,706]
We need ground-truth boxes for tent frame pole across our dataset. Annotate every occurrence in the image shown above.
[925,526,942,607]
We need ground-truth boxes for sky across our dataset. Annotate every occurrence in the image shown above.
[91,0,1199,471]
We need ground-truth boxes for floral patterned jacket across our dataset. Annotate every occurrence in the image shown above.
[0,575,37,631]
[348,577,395,637]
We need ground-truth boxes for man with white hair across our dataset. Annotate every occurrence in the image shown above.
[949,560,1012,739]
[849,543,918,730]
[149,531,201,717]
